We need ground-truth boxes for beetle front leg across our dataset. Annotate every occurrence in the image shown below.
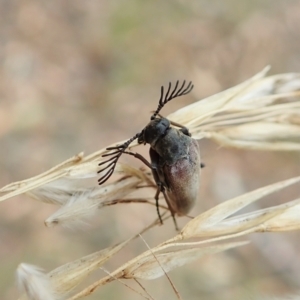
[154,182,179,230]
[179,127,191,137]
[123,150,165,225]
[156,113,191,136]
[123,149,179,230]
[150,149,179,230]
[168,120,191,137]
[123,151,152,168]
[160,187,179,231]
[153,185,164,225]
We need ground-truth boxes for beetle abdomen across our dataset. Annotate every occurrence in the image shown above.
[163,139,200,215]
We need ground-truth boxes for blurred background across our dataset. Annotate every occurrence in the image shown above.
[1,0,300,299]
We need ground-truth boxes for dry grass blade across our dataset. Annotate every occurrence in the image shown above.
[99,269,155,300]
[179,200,298,239]
[256,199,300,232]
[0,161,148,204]
[179,176,300,240]
[168,68,300,151]
[68,241,247,299]
[44,176,142,228]
[27,163,152,207]
[18,215,168,300]
[0,153,84,195]
[18,239,130,300]
[197,198,300,237]
[48,239,130,296]
[215,122,300,142]
[122,241,248,280]
[168,66,271,125]
[27,181,86,206]
[133,279,156,300]
[204,132,300,151]
[138,234,182,300]
[17,264,57,300]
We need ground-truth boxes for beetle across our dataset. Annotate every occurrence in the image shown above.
[97,80,201,230]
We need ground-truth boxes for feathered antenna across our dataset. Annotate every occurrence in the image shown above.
[151,80,194,120]
[97,133,140,185]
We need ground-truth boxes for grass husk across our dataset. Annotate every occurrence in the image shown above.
[4,67,300,299]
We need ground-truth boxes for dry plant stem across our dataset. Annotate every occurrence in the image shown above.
[20,214,170,300]
[0,152,84,194]
[201,112,300,131]
[192,103,300,135]
[134,279,156,300]
[180,66,271,126]
[68,241,247,300]
[71,241,251,299]
[67,215,170,300]
[131,228,253,258]
[130,210,169,236]
[152,176,300,247]
[0,172,68,202]
[182,176,300,237]
[102,198,169,211]
[68,225,253,299]
[20,176,300,298]
[199,103,300,129]
[100,268,153,300]
[138,234,182,300]
[206,134,300,151]
[203,100,300,122]
[160,228,263,250]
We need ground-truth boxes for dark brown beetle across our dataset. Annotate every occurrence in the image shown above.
[98,81,201,229]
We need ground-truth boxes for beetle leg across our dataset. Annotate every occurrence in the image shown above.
[150,149,180,230]
[123,150,168,226]
[154,183,178,230]
[122,151,152,168]
[179,127,191,137]
[156,113,191,136]
[160,187,179,231]
[123,149,179,230]
[150,148,173,225]
[154,186,164,225]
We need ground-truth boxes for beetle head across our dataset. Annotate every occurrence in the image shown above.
[138,117,170,146]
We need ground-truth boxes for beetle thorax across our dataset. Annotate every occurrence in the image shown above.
[138,117,170,146]
[154,128,191,165]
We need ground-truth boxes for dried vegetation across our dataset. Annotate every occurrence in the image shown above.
[1,68,300,299]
